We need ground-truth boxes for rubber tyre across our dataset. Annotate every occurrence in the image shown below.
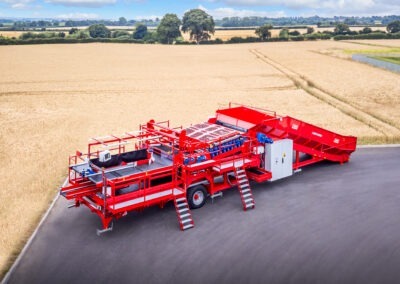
[187,185,207,209]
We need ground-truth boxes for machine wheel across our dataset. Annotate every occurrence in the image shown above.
[187,185,207,209]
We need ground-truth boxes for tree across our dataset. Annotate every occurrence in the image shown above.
[182,9,215,43]
[255,24,272,40]
[279,28,289,39]
[118,17,127,26]
[69,28,78,35]
[133,24,148,39]
[334,23,350,35]
[307,27,314,34]
[58,32,66,38]
[67,30,90,39]
[157,13,181,44]
[112,30,130,38]
[289,30,300,36]
[88,24,110,38]
[387,20,400,33]
[360,27,372,34]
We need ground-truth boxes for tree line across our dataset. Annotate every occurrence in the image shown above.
[215,15,400,27]
[2,9,400,45]
[2,15,400,30]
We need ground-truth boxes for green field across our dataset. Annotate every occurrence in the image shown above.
[344,47,400,55]
[373,56,400,64]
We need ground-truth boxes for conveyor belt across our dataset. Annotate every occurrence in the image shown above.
[87,154,172,184]
[216,106,357,163]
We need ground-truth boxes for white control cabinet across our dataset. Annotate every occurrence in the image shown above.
[265,139,293,181]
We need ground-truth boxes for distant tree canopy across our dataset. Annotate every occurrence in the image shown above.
[307,27,314,34]
[118,17,127,26]
[387,20,400,33]
[112,30,130,38]
[157,13,181,44]
[133,24,148,39]
[255,24,272,40]
[69,28,78,35]
[334,23,350,35]
[74,30,90,39]
[288,30,300,36]
[279,28,289,38]
[182,9,215,43]
[88,24,111,38]
[360,27,372,34]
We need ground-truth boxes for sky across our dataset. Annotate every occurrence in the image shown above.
[0,0,399,20]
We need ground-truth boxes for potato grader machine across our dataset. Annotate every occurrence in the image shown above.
[60,104,357,234]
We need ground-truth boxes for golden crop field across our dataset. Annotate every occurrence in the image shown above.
[0,40,399,277]
[0,31,25,38]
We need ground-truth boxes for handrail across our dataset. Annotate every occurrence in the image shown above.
[228,102,277,117]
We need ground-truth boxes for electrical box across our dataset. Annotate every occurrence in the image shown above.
[99,150,111,162]
[265,139,293,181]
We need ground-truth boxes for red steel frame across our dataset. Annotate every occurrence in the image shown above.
[60,103,357,232]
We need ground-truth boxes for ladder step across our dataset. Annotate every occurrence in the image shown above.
[238,179,247,183]
[238,174,246,179]
[182,218,192,224]
[236,170,245,174]
[244,198,253,203]
[179,208,188,213]
[175,197,186,202]
[241,188,250,193]
[177,203,186,208]
[180,213,190,219]
[182,224,194,230]
[245,203,255,209]
[242,193,251,198]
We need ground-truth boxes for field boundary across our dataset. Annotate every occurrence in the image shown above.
[249,48,400,141]
[344,40,400,49]
[309,48,400,76]
[1,178,66,284]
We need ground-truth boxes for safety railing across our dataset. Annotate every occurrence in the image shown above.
[227,102,278,117]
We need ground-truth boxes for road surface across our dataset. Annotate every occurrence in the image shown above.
[5,147,400,284]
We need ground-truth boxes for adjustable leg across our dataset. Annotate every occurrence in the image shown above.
[97,216,113,236]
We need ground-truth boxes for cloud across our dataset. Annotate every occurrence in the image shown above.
[198,5,285,18]
[46,0,116,8]
[1,0,35,9]
[206,0,400,16]
[133,15,162,20]
[212,7,286,18]
[56,12,99,19]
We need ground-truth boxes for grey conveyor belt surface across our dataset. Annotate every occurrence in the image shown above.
[88,154,172,184]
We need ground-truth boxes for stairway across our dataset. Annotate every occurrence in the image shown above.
[174,196,194,231]
[234,167,255,211]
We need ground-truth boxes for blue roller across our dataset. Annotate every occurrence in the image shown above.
[257,132,274,144]
[197,155,206,163]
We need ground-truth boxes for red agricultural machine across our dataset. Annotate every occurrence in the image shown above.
[60,103,357,234]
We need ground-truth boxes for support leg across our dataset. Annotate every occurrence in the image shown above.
[97,216,113,236]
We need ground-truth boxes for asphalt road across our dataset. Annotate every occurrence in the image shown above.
[5,147,400,284]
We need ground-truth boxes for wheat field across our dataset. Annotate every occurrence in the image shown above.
[0,40,399,277]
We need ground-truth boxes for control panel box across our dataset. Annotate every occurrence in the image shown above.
[265,139,293,181]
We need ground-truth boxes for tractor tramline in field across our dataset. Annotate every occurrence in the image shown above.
[60,103,357,234]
